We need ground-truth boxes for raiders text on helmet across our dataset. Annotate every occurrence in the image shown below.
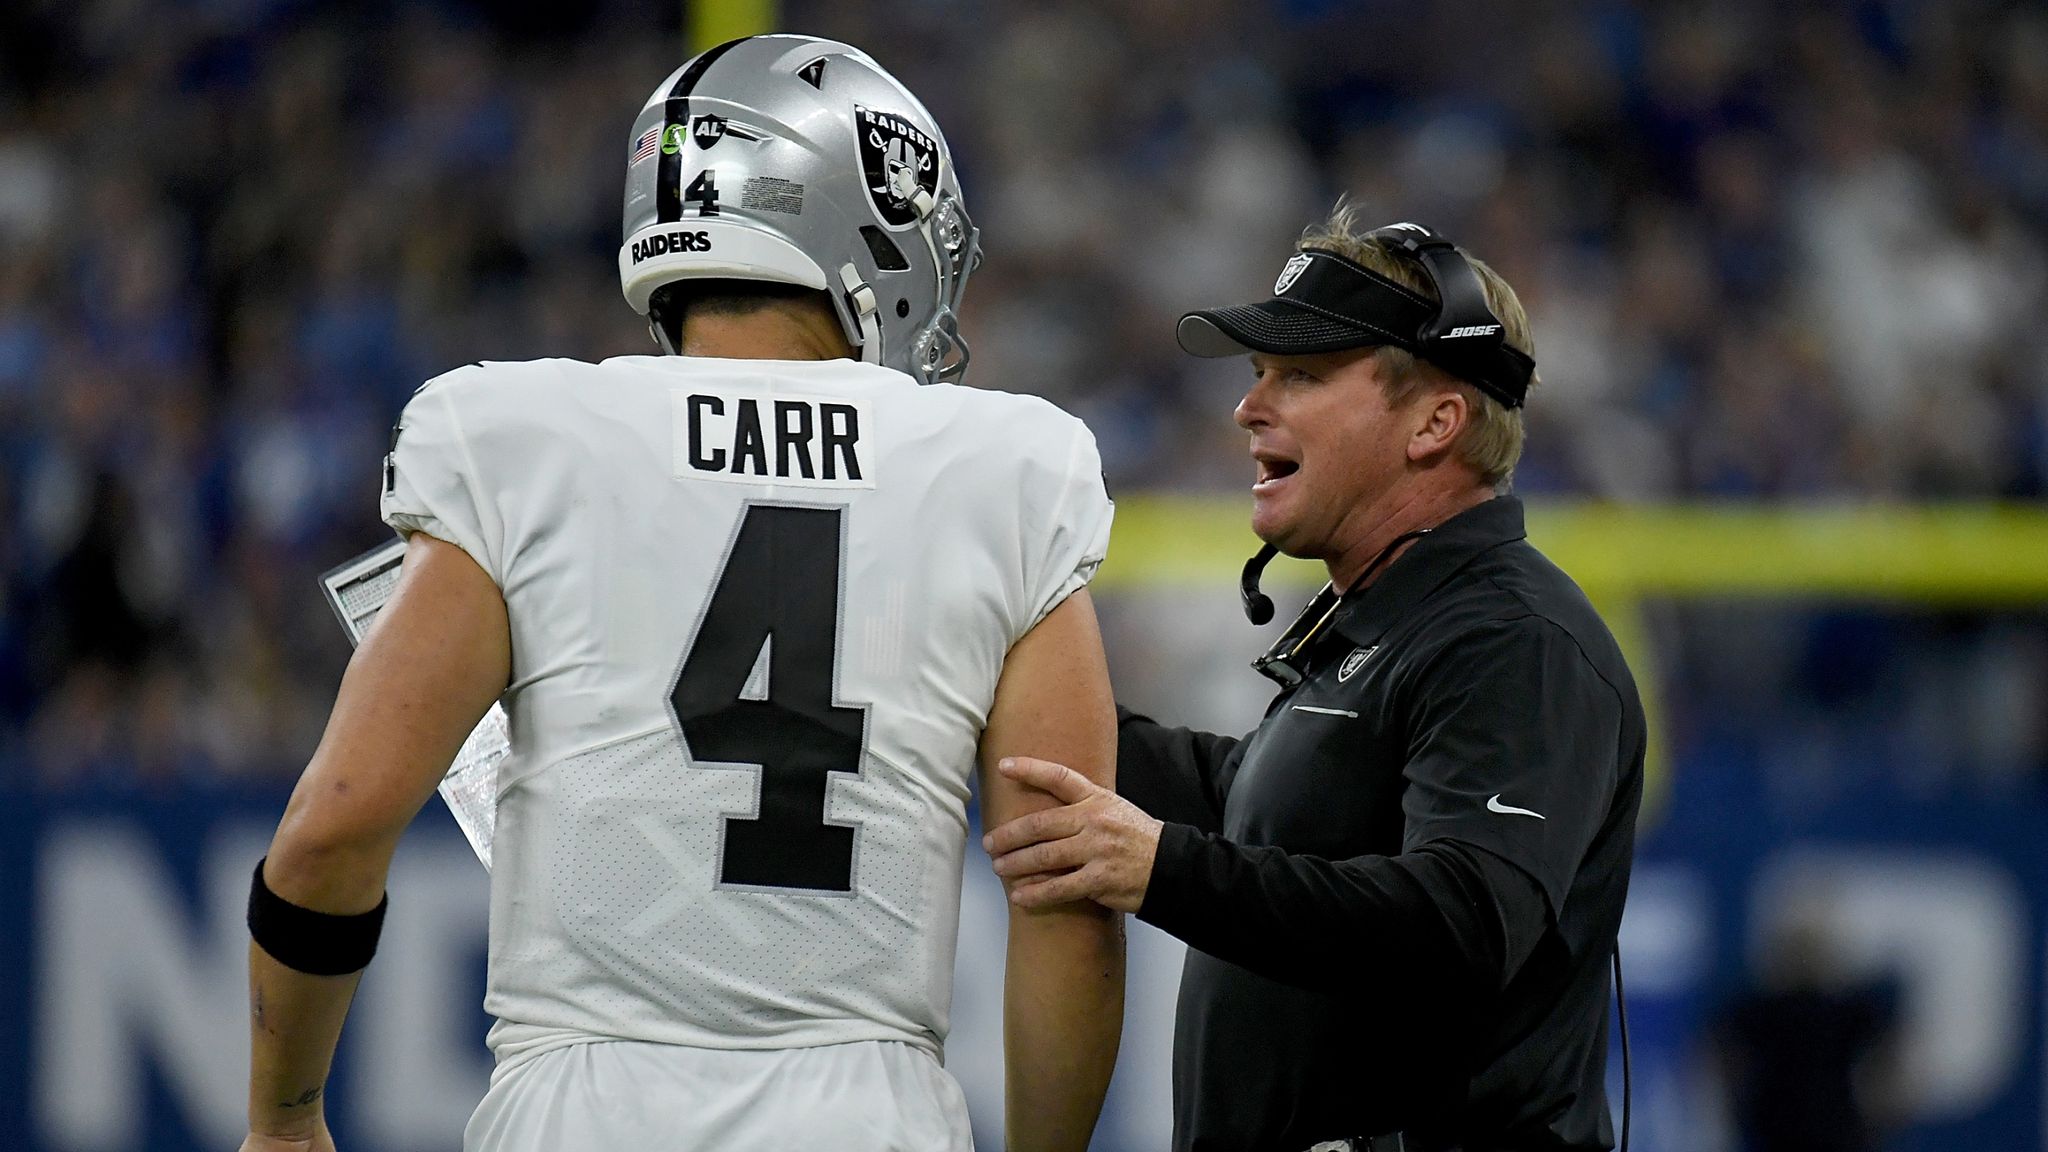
[619,35,982,384]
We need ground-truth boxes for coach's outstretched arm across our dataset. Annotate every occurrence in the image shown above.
[243,534,509,1152]
[1113,706,1242,833]
[979,589,1125,1152]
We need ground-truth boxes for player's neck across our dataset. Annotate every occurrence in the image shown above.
[681,305,857,363]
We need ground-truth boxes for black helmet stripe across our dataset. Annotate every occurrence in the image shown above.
[656,36,755,224]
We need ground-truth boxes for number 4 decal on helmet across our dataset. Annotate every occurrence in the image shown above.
[687,168,719,217]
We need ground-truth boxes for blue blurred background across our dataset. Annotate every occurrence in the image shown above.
[2,0,2046,1149]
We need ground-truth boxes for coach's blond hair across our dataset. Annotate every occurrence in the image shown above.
[1298,203,1538,489]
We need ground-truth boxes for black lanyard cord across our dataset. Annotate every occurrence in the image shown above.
[1614,946,1632,1152]
[1248,528,1435,685]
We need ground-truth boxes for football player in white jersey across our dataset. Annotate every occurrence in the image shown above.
[241,36,1123,1152]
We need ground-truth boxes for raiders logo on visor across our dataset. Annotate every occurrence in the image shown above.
[856,104,938,227]
[1274,253,1313,295]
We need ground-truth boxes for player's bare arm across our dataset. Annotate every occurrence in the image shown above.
[244,533,509,1151]
[985,755,1163,913]
[978,588,1124,1152]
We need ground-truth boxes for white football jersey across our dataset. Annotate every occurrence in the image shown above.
[379,354,1112,1072]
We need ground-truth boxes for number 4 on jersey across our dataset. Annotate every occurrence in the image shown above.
[671,504,865,892]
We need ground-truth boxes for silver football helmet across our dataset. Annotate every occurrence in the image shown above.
[618,35,982,384]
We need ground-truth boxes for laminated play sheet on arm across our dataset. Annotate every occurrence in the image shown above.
[319,540,505,870]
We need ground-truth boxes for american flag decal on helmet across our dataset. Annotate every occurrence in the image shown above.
[631,125,661,165]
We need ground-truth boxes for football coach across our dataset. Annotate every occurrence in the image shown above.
[983,206,1645,1152]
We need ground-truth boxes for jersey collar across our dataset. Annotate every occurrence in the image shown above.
[1328,495,1528,650]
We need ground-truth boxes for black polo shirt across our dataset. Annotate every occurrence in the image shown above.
[1119,495,1644,1152]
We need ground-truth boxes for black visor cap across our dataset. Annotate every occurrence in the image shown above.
[1177,250,1432,356]
[1176,248,1532,408]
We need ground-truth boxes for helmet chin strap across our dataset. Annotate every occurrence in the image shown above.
[649,317,678,355]
[838,263,883,364]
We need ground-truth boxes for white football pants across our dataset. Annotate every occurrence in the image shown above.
[464,1038,974,1151]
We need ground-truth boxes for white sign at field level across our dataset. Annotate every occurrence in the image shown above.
[34,824,258,1150]
[28,817,1176,1152]
[1750,849,2027,1120]
[32,823,492,1151]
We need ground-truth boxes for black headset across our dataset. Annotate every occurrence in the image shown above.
[1361,221,1533,410]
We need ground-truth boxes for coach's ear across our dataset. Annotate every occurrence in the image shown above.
[1406,381,1472,466]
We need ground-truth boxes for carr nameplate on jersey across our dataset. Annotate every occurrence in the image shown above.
[672,386,875,490]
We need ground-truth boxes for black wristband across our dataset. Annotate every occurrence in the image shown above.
[247,857,388,976]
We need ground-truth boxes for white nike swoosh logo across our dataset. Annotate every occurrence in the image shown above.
[1486,794,1546,819]
[1291,705,1358,718]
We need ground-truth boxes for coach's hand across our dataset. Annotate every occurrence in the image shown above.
[985,756,1163,914]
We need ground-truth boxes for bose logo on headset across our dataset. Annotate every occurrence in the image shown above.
[1444,324,1501,338]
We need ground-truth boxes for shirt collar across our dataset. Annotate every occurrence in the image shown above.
[1327,495,1527,649]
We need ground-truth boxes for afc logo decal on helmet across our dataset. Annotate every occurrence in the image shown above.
[1274,253,1313,296]
[856,105,938,227]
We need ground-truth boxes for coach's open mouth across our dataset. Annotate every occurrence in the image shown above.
[1253,453,1299,493]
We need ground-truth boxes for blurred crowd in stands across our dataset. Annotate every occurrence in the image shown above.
[1,0,2045,786]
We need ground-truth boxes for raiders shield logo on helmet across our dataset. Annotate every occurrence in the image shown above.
[1275,253,1313,296]
[855,104,938,227]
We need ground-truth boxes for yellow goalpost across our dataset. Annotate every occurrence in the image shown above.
[1102,498,2048,820]
[691,0,778,52]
